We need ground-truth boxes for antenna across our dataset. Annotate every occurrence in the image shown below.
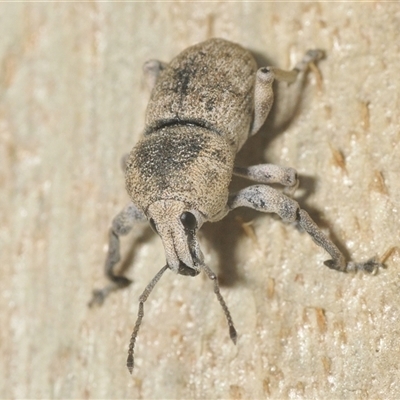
[126,264,168,374]
[202,263,237,344]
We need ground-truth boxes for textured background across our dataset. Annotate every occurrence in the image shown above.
[1,2,399,399]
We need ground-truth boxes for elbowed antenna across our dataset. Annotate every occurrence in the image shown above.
[126,262,237,374]
[201,263,237,344]
[126,264,168,374]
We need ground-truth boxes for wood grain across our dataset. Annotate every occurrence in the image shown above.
[1,3,399,399]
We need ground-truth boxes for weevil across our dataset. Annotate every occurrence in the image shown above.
[89,38,382,373]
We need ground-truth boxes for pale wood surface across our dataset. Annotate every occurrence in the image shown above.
[1,3,399,399]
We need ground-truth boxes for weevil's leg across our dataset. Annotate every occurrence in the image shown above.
[233,164,299,195]
[251,49,325,135]
[250,67,275,135]
[228,185,382,273]
[89,202,147,307]
[121,153,130,173]
[270,50,325,84]
[143,60,167,90]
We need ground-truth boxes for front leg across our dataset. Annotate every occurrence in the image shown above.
[89,202,147,306]
[228,185,382,273]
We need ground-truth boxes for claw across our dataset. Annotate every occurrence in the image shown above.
[346,257,383,275]
[88,277,132,307]
[88,289,108,307]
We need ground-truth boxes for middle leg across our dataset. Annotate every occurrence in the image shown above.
[233,164,298,194]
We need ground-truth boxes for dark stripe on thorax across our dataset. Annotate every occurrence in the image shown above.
[144,118,224,137]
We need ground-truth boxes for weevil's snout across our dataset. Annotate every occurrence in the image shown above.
[147,200,204,275]
[178,261,200,276]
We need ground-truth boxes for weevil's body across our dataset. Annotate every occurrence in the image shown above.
[90,39,382,372]
[126,40,256,222]
[145,39,256,150]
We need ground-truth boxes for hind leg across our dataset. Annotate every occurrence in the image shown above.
[143,60,167,90]
[251,49,324,135]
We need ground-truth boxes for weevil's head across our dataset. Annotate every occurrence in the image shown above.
[125,125,235,275]
[146,200,203,275]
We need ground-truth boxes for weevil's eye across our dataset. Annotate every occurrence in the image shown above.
[180,212,197,231]
[149,218,157,233]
